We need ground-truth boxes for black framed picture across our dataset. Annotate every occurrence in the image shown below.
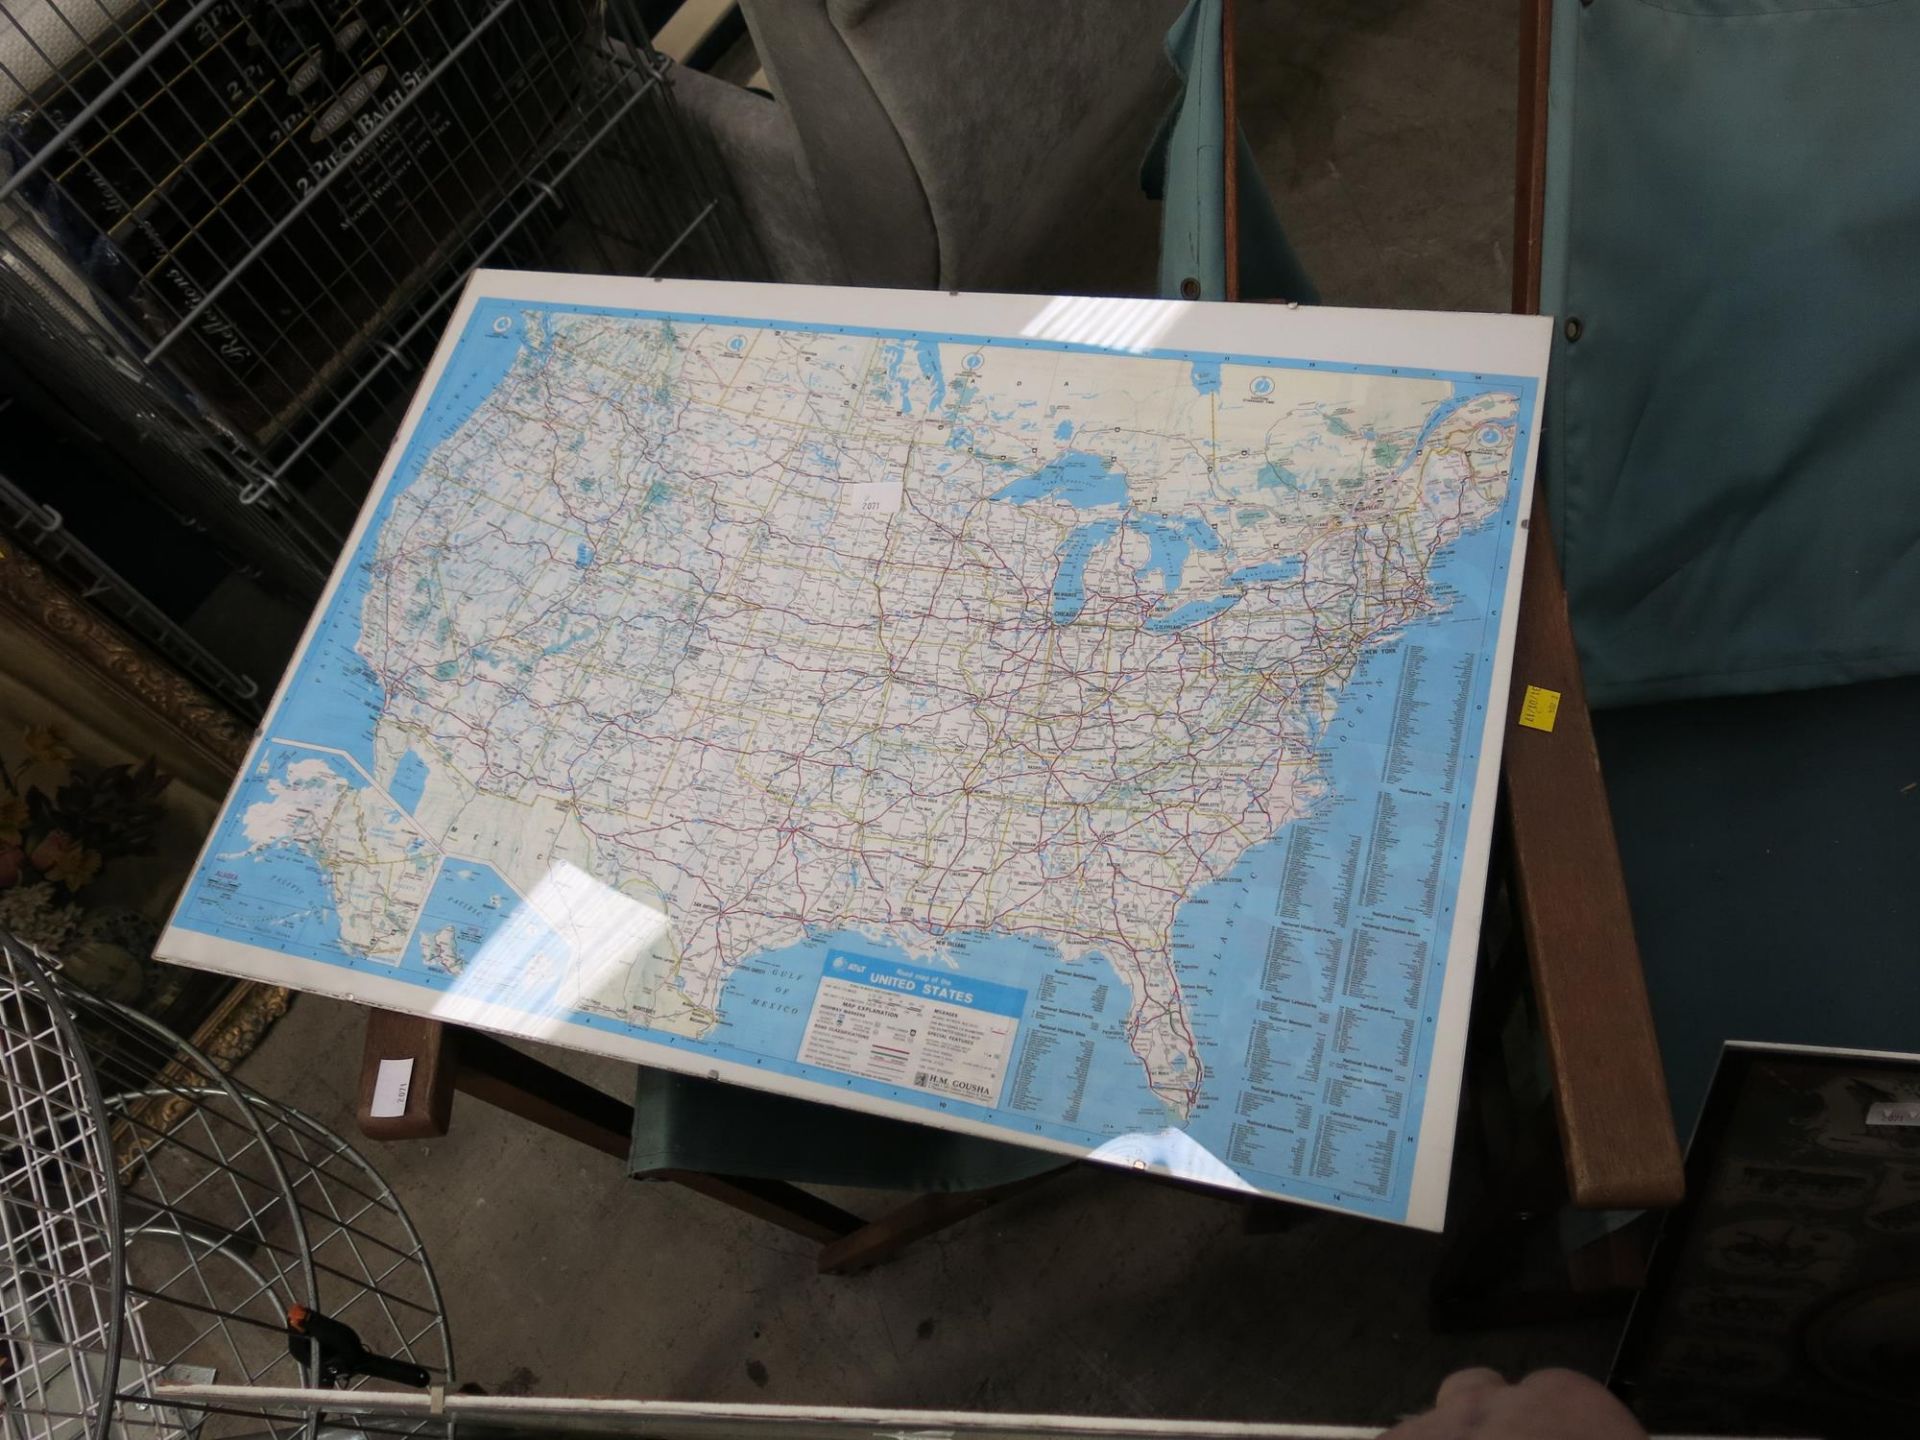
[1614,1042,1920,1436]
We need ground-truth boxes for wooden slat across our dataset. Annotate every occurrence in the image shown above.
[1504,490,1684,1209]
[816,1170,1065,1276]
[1504,0,1683,1210]
[658,1170,865,1246]
[453,1028,639,1160]
[1221,0,1241,302]
[356,1011,456,1141]
[1512,0,1553,314]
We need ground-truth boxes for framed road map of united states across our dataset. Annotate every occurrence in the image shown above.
[160,274,1551,1228]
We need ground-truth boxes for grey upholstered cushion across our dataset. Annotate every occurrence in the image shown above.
[737,0,938,287]
[675,0,1179,293]
[663,62,848,286]
[815,0,1179,292]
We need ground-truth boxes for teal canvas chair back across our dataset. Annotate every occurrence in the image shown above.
[1518,0,1920,1131]
[1532,0,1920,706]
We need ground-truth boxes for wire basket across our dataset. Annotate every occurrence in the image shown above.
[0,0,763,594]
[0,930,452,1440]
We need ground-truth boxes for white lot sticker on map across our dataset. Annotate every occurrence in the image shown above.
[798,952,1024,1107]
[841,480,901,516]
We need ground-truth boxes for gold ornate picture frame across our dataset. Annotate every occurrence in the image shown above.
[0,542,288,1067]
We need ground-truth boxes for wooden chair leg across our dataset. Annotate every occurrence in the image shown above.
[654,1170,863,1245]
[1431,891,1650,1331]
[450,1027,635,1159]
[1430,1097,1651,1332]
[816,1168,1067,1276]
[357,1010,456,1141]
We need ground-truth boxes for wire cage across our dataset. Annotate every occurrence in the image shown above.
[0,929,453,1440]
[0,465,263,715]
[0,0,763,598]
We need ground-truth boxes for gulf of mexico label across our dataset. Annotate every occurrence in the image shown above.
[798,950,1026,1107]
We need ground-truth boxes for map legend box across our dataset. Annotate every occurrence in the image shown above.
[798,953,1024,1107]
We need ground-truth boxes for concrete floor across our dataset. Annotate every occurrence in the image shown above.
[242,995,1612,1426]
[236,1,1602,1427]
[1247,0,1516,314]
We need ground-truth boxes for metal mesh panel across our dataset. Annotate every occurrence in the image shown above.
[0,0,764,592]
[0,467,264,714]
[0,934,124,1440]
[0,932,453,1440]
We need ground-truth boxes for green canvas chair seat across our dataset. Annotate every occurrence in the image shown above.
[1596,678,1920,1133]
[628,1068,1060,1191]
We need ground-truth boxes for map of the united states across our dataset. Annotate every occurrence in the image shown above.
[168,289,1535,1223]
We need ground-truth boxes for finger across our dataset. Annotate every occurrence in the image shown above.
[1434,1367,1508,1408]
[1378,1371,1510,1440]
[1508,1370,1646,1438]
[1374,1412,1447,1440]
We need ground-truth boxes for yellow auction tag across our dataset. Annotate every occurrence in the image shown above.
[1517,685,1561,733]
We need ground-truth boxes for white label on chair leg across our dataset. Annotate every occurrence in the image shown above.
[371,1057,415,1118]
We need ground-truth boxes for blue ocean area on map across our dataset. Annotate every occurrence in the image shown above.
[1158,455,1520,1217]
[191,840,342,955]
[166,288,1537,1225]
[266,300,533,777]
[398,860,577,1012]
[406,861,512,975]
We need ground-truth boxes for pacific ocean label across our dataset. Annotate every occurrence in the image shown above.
[797,950,1026,1106]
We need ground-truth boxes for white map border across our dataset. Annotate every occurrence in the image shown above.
[160,272,1552,1230]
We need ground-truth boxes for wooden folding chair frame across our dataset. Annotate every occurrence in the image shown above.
[354,0,1681,1284]
[1499,0,1683,1217]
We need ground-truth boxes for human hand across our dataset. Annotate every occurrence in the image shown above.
[1379,1368,1647,1439]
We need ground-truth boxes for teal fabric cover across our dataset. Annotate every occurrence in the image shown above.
[1142,0,1314,303]
[628,1068,1061,1191]
[1539,0,1920,706]
[1595,677,1920,1134]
